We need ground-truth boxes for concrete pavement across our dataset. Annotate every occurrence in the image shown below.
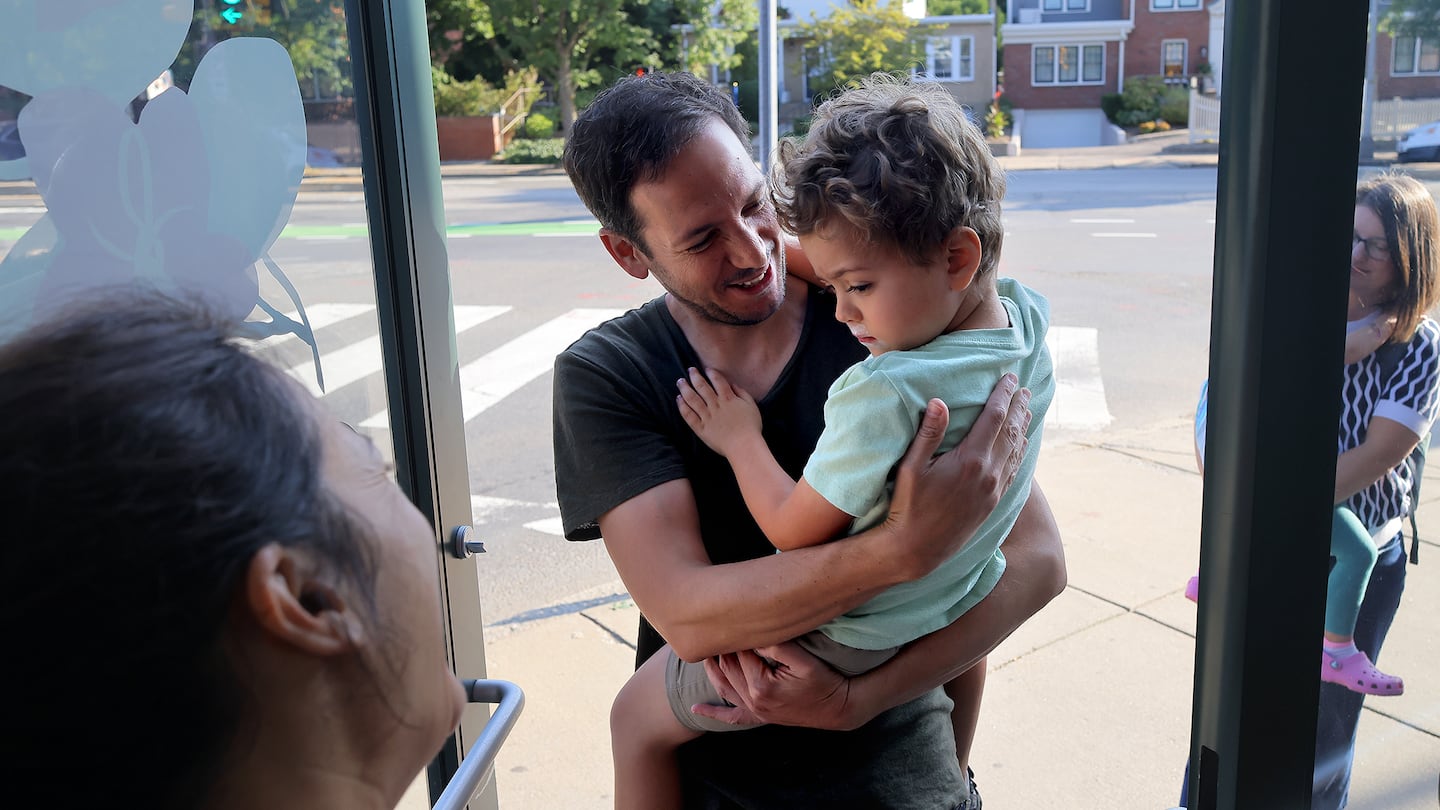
[479,420,1440,810]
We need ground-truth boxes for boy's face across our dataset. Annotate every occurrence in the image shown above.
[800,225,963,357]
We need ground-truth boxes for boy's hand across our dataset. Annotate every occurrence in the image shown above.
[677,367,762,458]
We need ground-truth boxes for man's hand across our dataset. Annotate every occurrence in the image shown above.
[690,641,861,731]
[677,367,764,458]
[885,375,1031,579]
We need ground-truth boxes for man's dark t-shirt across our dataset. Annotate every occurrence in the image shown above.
[553,285,968,809]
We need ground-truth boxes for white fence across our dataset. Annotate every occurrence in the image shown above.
[1371,97,1440,142]
[1188,90,1221,144]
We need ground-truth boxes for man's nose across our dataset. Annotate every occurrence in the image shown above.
[730,224,769,269]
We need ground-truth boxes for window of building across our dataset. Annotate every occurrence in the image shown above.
[1393,36,1440,75]
[1162,39,1188,82]
[1032,43,1104,85]
[925,36,974,82]
[1151,0,1202,9]
[1042,0,1089,11]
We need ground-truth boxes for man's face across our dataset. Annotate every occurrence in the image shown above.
[624,119,787,326]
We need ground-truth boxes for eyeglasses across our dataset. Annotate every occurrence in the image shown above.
[1353,233,1391,261]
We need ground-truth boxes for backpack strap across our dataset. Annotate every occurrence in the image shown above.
[1371,341,1424,564]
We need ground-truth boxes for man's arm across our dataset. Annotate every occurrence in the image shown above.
[693,484,1065,730]
[599,380,1031,662]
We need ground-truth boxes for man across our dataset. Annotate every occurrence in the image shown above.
[555,71,1065,808]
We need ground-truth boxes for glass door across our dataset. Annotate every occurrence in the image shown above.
[0,0,490,806]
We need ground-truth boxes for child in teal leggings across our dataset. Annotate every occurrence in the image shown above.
[1188,317,1404,696]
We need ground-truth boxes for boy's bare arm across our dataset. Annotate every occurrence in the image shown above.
[678,366,852,549]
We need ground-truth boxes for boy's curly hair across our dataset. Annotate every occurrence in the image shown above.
[772,73,1005,275]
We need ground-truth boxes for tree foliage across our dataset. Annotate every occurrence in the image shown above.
[485,0,657,133]
[1383,0,1440,40]
[174,0,352,97]
[926,0,988,15]
[798,0,927,102]
[674,0,759,75]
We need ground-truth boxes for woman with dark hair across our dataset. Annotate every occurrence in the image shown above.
[0,293,466,809]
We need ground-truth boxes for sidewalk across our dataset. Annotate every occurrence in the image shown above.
[480,424,1440,809]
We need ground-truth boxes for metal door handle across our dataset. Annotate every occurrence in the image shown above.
[449,525,485,558]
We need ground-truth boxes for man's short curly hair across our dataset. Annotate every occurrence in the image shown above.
[772,73,1005,275]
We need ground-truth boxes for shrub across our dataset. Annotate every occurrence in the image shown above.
[985,101,1011,138]
[1100,92,1123,125]
[1158,86,1189,127]
[432,66,542,119]
[523,112,554,139]
[498,138,565,164]
[1104,75,1186,129]
[432,66,483,117]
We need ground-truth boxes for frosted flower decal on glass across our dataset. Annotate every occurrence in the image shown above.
[0,3,328,387]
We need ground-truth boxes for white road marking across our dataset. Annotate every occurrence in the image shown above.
[359,307,625,428]
[1071,217,1135,224]
[296,235,351,241]
[1091,232,1157,238]
[288,305,510,396]
[254,303,374,348]
[523,517,566,536]
[1045,326,1113,430]
[472,494,539,518]
[0,206,50,214]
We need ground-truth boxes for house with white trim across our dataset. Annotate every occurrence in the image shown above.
[774,3,998,130]
[1001,0,1217,147]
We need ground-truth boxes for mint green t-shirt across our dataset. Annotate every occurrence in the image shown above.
[804,278,1054,651]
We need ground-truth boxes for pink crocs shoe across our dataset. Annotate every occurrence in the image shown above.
[1184,575,1200,603]
[1321,650,1404,696]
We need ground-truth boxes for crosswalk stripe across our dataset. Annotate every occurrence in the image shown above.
[287,305,510,396]
[1045,326,1113,430]
[358,307,625,428]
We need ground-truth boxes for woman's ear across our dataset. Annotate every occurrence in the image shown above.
[242,544,363,657]
[599,228,654,281]
[945,226,984,292]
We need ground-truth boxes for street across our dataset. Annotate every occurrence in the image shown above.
[0,166,1222,622]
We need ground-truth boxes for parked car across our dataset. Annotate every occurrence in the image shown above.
[1397,120,1440,163]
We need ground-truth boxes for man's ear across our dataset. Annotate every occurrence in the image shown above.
[241,544,362,657]
[944,226,984,292]
[599,228,654,281]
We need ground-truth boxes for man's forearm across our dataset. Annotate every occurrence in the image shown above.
[600,478,911,662]
[839,484,1066,728]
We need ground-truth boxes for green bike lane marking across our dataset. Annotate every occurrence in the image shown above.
[0,220,600,243]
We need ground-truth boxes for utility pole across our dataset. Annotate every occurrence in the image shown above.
[1359,0,1380,160]
[757,0,778,171]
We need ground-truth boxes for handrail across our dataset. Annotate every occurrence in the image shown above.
[498,88,532,136]
[432,679,526,810]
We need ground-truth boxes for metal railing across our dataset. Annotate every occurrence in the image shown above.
[432,679,526,810]
[1371,96,1440,141]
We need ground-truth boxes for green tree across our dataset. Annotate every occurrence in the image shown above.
[926,0,988,15]
[799,0,928,101]
[673,0,759,75]
[176,0,351,97]
[428,0,493,72]
[1383,0,1440,39]
[486,0,657,134]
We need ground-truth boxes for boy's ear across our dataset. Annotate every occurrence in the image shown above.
[944,226,984,292]
[599,229,654,281]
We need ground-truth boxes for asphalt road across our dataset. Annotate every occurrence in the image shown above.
[0,165,1284,623]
